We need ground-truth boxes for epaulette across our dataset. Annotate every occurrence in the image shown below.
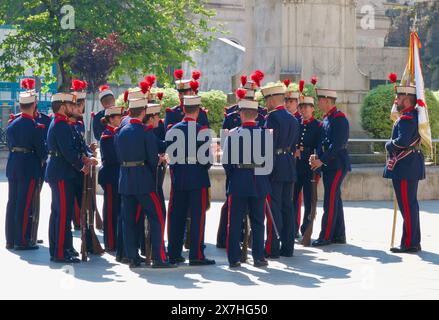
[36,123,46,129]
[101,134,114,139]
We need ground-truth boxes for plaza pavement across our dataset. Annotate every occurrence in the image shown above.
[0,174,438,300]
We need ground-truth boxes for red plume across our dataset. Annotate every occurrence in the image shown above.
[311,76,318,86]
[157,92,164,101]
[99,85,110,92]
[145,74,156,86]
[192,70,201,81]
[240,75,247,87]
[190,81,199,93]
[236,88,247,100]
[71,79,83,91]
[139,81,150,94]
[21,78,35,90]
[174,69,184,80]
[81,81,88,90]
[299,80,305,93]
[251,70,264,87]
[283,79,291,87]
[21,79,29,89]
[417,99,425,107]
[388,73,398,84]
[123,90,129,103]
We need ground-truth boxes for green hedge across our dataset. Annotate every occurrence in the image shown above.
[361,84,439,139]
[199,90,228,135]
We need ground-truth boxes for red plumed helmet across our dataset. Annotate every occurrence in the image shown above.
[251,70,264,87]
[157,92,164,101]
[283,79,291,87]
[299,80,305,93]
[174,69,184,80]
[124,90,129,103]
[190,81,199,93]
[71,79,83,91]
[139,81,150,94]
[145,75,156,86]
[192,70,201,81]
[99,85,110,92]
[240,75,247,87]
[388,72,398,84]
[311,76,318,86]
[236,88,247,100]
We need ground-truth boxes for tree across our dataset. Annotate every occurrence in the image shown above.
[0,0,216,91]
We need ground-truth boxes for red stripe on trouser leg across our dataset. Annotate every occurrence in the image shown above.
[74,198,80,226]
[135,204,141,224]
[265,196,272,255]
[150,192,167,261]
[57,181,67,259]
[22,179,36,246]
[297,191,303,229]
[401,179,412,248]
[167,171,174,240]
[226,195,232,253]
[198,188,207,260]
[106,185,114,249]
[324,170,343,241]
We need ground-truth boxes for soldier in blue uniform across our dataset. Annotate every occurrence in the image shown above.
[261,84,299,258]
[216,88,266,248]
[99,107,124,253]
[93,85,115,141]
[164,70,209,131]
[166,95,215,266]
[223,99,271,268]
[46,93,97,263]
[384,85,425,253]
[5,80,48,250]
[292,95,322,238]
[114,98,174,269]
[310,88,351,247]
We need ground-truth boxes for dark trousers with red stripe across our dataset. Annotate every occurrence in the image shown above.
[48,180,75,259]
[168,188,208,261]
[103,184,120,251]
[392,179,421,249]
[6,178,36,247]
[121,193,167,263]
[266,182,294,257]
[318,169,347,241]
[227,195,265,264]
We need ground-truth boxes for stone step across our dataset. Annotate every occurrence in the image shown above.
[350,153,387,164]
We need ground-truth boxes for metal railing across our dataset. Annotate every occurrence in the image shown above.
[211,138,439,166]
[0,128,6,148]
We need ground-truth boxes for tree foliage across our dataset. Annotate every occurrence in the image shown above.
[0,0,216,90]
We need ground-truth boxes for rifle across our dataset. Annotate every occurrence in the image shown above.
[302,171,318,247]
[92,165,104,231]
[265,199,280,240]
[80,174,89,262]
[184,216,191,250]
[240,215,251,263]
[86,171,104,256]
[30,179,42,245]
[144,217,152,266]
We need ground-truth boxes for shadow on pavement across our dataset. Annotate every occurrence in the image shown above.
[316,243,403,264]
[7,244,120,284]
